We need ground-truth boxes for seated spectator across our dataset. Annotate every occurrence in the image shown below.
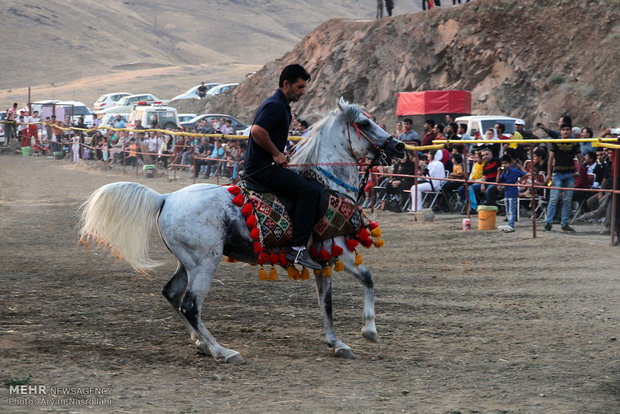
[580,127,595,157]
[461,147,500,207]
[409,150,446,213]
[381,150,416,211]
[457,149,485,211]
[496,154,528,233]
[457,123,473,152]
[573,150,598,205]
[421,119,436,146]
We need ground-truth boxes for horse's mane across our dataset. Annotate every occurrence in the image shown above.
[291,102,361,168]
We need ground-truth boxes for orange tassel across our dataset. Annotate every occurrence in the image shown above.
[355,251,363,266]
[269,266,278,281]
[259,266,268,280]
[322,265,331,277]
[292,267,301,280]
[301,268,311,280]
[370,227,382,238]
[334,259,344,272]
[374,239,385,248]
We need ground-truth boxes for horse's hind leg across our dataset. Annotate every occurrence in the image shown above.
[314,273,355,359]
[162,260,244,364]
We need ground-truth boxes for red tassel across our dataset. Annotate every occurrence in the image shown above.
[320,248,331,261]
[232,194,244,206]
[246,215,257,228]
[368,221,379,230]
[358,228,370,240]
[361,238,374,248]
[227,186,240,195]
[269,252,279,265]
[346,238,359,252]
[258,252,269,264]
[279,251,288,266]
[253,241,263,254]
[331,244,343,257]
[241,203,253,217]
[310,246,319,259]
[250,228,260,240]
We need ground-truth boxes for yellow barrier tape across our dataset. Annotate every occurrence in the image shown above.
[405,143,444,151]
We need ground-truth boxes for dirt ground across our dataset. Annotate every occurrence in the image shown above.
[0,154,618,413]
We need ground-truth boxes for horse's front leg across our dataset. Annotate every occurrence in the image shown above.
[342,258,379,343]
[314,273,356,359]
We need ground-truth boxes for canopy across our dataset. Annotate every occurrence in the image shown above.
[396,90,471,116]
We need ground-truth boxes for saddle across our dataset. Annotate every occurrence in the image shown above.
[238,172,364,248]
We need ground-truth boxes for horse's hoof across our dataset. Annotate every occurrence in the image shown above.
[334,348,356,359]
[362,329,379,343]
[224,353,246,364]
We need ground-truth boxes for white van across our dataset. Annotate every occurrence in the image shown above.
[454,115,518,138]
[39,101,94,127]
[127,103,179,130]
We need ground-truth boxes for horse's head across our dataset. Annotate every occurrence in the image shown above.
[337,98,405,163]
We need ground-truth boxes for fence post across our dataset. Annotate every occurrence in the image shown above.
[611,148,619,246]
[530,144,537,238]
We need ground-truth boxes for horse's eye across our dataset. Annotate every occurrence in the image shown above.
[358,120,371,128]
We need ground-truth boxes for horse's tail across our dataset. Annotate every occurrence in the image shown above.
[80,181,166,274]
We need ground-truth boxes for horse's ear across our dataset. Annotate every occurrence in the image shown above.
[337,97,346,112]
[337,97,358,122]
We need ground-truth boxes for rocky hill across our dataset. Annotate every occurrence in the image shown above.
[197,0,619,130]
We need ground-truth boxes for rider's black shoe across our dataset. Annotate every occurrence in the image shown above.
[285,247,322,270]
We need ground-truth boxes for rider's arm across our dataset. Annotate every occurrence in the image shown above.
[250,124,288,165]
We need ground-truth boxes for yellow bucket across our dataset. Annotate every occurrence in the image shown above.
[477,205,498,230]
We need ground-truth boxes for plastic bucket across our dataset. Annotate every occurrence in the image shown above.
[143,164,155,178]
[477,205,498,230]
[21,147,31,157]
[53,151,64,160]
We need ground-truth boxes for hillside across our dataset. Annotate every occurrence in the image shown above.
[0,0,420,104]
[199,0,619,130]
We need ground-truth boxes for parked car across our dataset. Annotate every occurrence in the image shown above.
[96,93,162,115]
[93,92,132,111]
[454,115,518,138]
[127,103,179,130]
[170,83,222,101]
[180,113,248,133]
[206,83,239,97]
[177,113,197,124]
[39,100,94,127]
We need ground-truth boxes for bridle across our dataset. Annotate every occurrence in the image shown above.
[346,119,394,166]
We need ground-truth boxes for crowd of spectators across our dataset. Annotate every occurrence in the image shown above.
[368,114,619,239]
[3,100,619,241]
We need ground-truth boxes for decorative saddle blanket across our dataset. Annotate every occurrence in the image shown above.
[245,189,364,248]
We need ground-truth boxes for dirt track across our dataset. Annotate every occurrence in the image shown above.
[1,155,618,413]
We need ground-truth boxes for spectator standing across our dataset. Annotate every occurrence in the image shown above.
[385,0,394,16]
[127,138,138,167]
[457,123,473,152]
[4,103,18,146]
[579,126,595,157]
[71,133,81,163]
[376,0,384,19]
[496,154,527,232]
[398,118,420,145]
[544,123,582,232]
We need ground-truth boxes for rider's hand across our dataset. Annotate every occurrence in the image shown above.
[273,152,289,166]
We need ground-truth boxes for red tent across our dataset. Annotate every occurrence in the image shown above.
[396,90,471,116]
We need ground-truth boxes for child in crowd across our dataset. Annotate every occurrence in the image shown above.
[71,134,81,163]
[128,138,138,167]
[101,137,110,169]
[496,153,528,233]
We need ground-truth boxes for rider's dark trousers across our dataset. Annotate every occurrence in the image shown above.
[250,164,322,246]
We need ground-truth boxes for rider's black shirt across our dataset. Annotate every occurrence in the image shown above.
[244,89,291,173]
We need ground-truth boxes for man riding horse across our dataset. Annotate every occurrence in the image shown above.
[244,64,323,270]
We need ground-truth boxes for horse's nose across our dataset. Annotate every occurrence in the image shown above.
[385,140,405,158]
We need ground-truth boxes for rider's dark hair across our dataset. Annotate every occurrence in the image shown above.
[279,64,310,87]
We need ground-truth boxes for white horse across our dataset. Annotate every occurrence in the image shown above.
[80,98,404,363]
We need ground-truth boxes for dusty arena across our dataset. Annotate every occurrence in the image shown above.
[1,155,618,413]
